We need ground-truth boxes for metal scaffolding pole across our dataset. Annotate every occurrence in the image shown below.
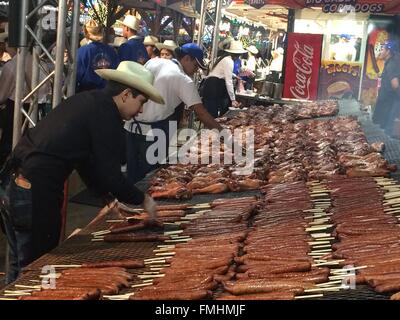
[66,0,80,98]
[210,0,222,65]
[30,0,45,125]
[196,0,207,47]
[52,0,68,107]
[13,0,29,148]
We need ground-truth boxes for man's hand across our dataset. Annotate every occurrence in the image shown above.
[232,100,241,108]
[143,194,158,220]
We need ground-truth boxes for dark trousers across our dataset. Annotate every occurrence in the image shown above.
[126,132,162,184]
[203,97,230,119]
[0,173,63,284]
[0,100,30,168]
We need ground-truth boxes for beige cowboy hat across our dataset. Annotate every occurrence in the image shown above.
[109,36,127,48]
[121,15,140,32]
[246,45,258,55]
[156,40,178,51]
[225,40,247,54]
[0,32,8,42]
[144,35,159,46]
[84,20,103,42]
[96,61,164,104]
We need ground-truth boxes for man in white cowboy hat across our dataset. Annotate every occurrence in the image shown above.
[76,20,120,92]
[0,61,164,283]
[144,35,159,59]
[202,40,246,118]
[124,43,224,184]
[118,15,148,64]
[156,40,178,60]
[243,45,259,90]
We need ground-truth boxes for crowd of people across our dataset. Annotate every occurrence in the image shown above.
[1,11,397,286]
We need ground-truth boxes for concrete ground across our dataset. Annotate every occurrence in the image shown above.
[0,201,100,289]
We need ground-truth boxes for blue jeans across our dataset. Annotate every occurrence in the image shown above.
[0,175,33,284]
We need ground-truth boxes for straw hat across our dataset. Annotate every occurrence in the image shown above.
[246,45,258,55]
[224,40,247,54]
[96,61,164,104]
[156,40,178,52]
[110,36,127,48]
[0,32,8,42]
[144,35,159,46]
[121,15,140,32]
[84,20,103,42]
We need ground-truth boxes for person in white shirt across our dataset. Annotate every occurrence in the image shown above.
[243,45,258,90]
[124,43,223,183]
[202,40,246,118]
[330,34,357,62]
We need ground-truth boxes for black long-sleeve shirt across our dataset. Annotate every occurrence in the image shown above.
[12,90,145,205]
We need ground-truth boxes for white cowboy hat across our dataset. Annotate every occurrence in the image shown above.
[225,40,247,54]
[84,20,103,42]
[121,15,140,32]
[0,32,8,42]
[96,61,165,105]
[109,36,127,48]
[155,40,178,52]
[144,35,159,46]
[246,45,258,55]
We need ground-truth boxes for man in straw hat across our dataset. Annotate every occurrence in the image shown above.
[0,61,164,283]
[144,35,159,59]
[156,40,178,60]
[118,15,148,64]
[76,20,119,92]
[125,43,225,184]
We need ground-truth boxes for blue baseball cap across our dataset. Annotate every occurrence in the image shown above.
[181,43,207,70]
[339,34,351,40]
[383,40,397,51]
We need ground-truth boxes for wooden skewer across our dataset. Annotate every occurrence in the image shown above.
[311,235,334,240]
[294,294,323,299]
[312,260,344,267]
[150,267,165,272]
[164,230,183,236]
[4,292,31,296]
[0,297,18,300]
[137,274,165,279]
[103,293,134,299]
[164,238,191,243]
[331,266,367,273]
[316,281,343,287]
[303,209,325,213]
[131,282,153,288]
[155,252,175,256]
[15,284,41,289]
[157,244,175,248]
[144,257,166,262]
[304,286,347,293]
[306,225,334,232]
[312,244,332,249]
[142,279,154,283]
[308,241,331,245]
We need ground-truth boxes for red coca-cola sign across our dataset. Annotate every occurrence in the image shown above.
[283,33,323,101]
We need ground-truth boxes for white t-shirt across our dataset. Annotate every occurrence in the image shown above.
[124,58,201,135]
[245,55,257,72]
[331,42,357,62]
[207,56,235,101]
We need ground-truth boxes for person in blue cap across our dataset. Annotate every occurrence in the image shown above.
[372,40,400,136]
[124,43,224,184]
[330,34,356,62]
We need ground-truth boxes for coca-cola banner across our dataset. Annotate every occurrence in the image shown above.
[283,32,323,101]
